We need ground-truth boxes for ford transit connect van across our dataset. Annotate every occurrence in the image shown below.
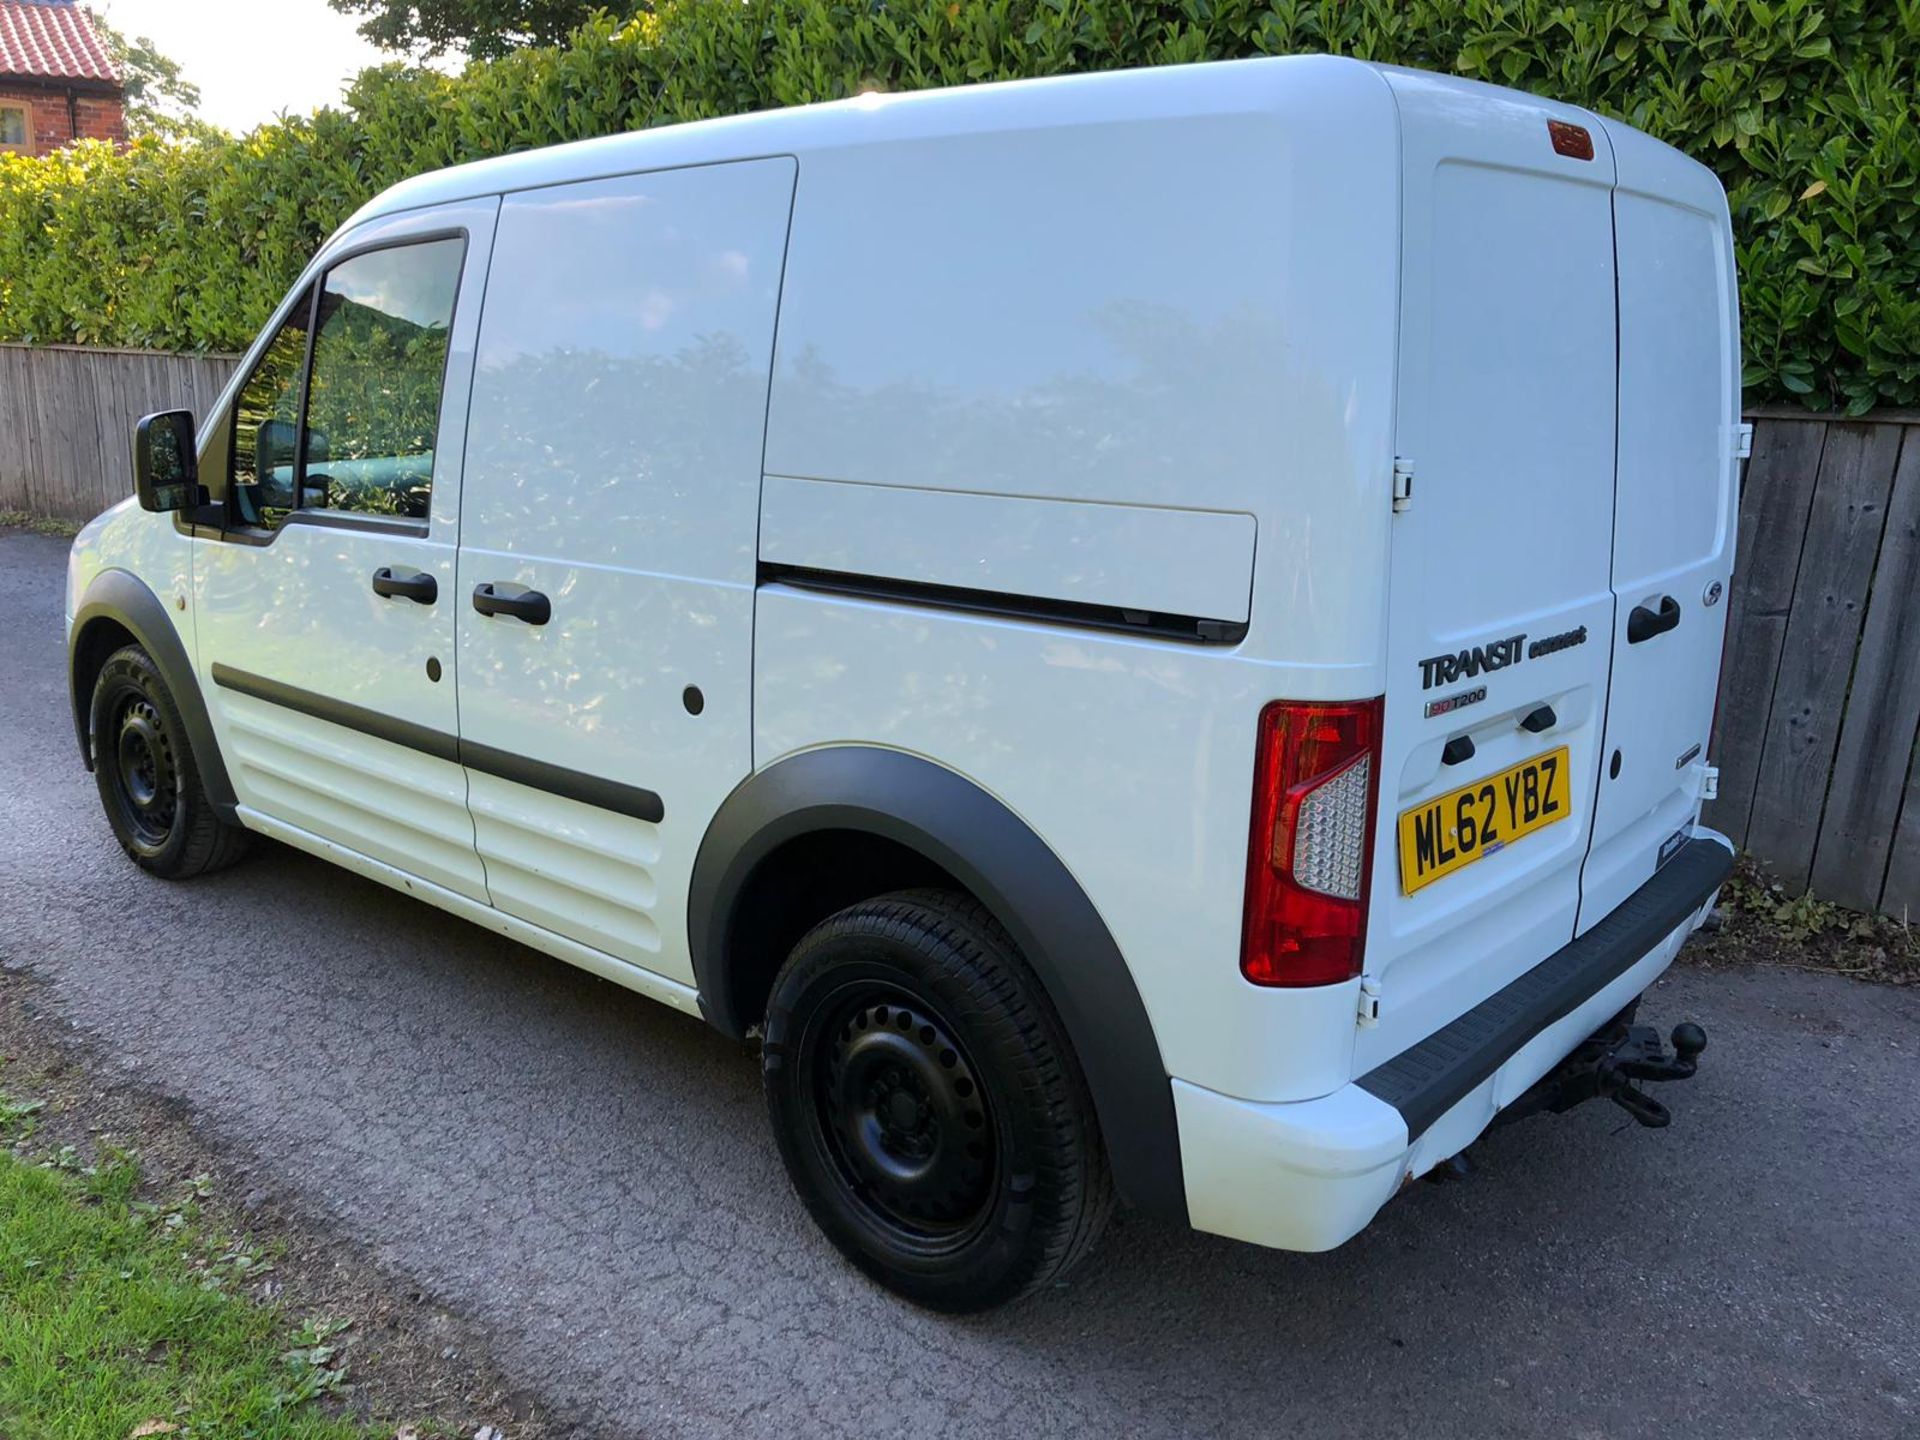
[66,55,1739,1311]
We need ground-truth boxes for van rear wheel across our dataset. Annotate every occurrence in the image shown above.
[90,644,248,879]
[762,889,1112,1312]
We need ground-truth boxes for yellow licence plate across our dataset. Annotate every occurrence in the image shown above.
[1397,746,1572,895]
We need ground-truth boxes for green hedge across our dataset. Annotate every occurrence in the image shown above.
[1,0,1914,411]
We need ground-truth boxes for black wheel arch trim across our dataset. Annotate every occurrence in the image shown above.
[69,568,238,821]
[688,745,1188,1226]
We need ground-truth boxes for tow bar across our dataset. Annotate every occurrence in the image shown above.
[1494,1007,1708,1130]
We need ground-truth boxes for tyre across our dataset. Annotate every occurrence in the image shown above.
[89,644,249,879]
[762,888,1112,1311]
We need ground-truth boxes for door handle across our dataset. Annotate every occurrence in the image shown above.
[371,567,437,604]
[1627,595,1682,644]
[472,582,551,626]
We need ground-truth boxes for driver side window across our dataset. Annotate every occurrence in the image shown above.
[300,238,464,524]
[223,236,465,534]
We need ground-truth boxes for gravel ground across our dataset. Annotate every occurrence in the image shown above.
[4,525,1916,1439]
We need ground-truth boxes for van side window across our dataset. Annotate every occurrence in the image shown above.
[228,289,313,531]
[300,237,464,524]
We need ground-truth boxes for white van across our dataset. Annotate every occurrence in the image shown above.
[65,55,1740,1311]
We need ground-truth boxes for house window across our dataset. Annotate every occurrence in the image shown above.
[0,107,27,151]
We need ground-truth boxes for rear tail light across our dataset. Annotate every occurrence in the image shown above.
[1240,698,1384,987]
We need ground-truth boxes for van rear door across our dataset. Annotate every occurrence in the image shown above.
[1357,71,1621,1070]
[1579,125,1740,927]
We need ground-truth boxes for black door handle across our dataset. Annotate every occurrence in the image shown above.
[371,567,437,604]
[472,582,551,626]
[1627,595,1682,644]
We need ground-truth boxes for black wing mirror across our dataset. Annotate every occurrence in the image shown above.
[132,410,204,513]
[253,417,300,511]
[300,426,331,510]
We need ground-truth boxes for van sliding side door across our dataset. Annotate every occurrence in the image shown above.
[451,158,797,985]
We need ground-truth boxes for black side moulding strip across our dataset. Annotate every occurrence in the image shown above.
[209,663,664,824]
[759,563,1249,646]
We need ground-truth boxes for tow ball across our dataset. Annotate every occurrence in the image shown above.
[1495,1011,1709,1130]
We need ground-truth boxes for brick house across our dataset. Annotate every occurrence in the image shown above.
[0,0,124,156]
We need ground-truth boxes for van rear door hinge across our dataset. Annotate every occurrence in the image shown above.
[1695,762,1720,802]
[1356,974,1382,1028]
[1733,423,1754,460]
[1391,458,1414,513]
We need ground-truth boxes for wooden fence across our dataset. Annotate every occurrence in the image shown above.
[2,343,1919,914]
[0,343,239,523]
[1707,411,1920,917]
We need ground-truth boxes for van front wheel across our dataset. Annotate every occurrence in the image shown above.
[762,889,1112,1312]
[90,644,248,879]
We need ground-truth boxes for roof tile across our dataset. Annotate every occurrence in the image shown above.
[0,0,120,85]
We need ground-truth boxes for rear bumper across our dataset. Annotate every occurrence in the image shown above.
[1174,833,1734,1252]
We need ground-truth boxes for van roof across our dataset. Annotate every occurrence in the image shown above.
[340,53,1386,235]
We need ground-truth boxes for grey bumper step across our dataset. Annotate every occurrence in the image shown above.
[1358,838,1734,1142]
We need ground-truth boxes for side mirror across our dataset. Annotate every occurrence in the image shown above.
[133,410,204,513]
[300,426,331,509]
[252,417,300,511]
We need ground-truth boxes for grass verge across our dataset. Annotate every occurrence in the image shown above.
[0,970,542,1440]
[0,511,82,539]
[0,1098,392,1440]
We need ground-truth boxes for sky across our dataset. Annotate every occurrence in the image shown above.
[90,0,452,134]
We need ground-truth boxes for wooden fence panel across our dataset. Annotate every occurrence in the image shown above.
[0,344,239,522]
[1744,423,1904,892]
[1705,419,1828,845]
[1883,726,1920,921]
[8,342,1920,914]
[1812,430,1920,911]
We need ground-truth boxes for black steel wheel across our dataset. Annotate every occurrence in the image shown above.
[89,645,248,878]
[814,986,999,1252]
[106,692,179,853]
[763,889,1112,1311]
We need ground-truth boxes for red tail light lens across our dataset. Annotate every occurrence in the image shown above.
[1240,698,1384,987]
